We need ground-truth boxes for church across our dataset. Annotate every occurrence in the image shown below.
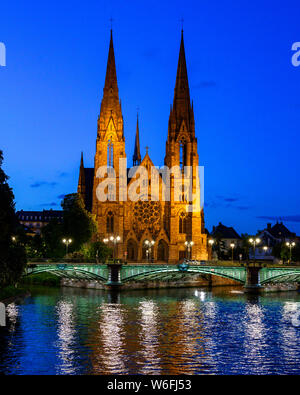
[77,30,208,263]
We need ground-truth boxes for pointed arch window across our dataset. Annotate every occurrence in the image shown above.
[179,139,187,171]
[107,139,114,168]
[106,211,114,233]
[179,212,187,234]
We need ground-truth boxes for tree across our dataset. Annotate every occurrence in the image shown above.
[25,234,46,259]
[62,194,96,252]
[241,234,251,261]
[272,241,300,263]
[81,241,112,262]
[211,233,227,260]
[42,218,65,258]
[0,151,26,287]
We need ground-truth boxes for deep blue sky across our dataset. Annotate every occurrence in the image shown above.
[1,0,300,235]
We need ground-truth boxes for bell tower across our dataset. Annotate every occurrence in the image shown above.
[165,30,208,262]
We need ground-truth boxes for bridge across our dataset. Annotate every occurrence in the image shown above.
[24,262,300,291]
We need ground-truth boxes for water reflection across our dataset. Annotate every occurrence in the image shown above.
[6,303,19,334]
[138,300,160,374]
[0,286,300,375]
[94,304,127,374]
[55,301,76,374]
[243,303,267,374]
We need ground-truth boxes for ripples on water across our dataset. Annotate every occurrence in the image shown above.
[0,286,300,375]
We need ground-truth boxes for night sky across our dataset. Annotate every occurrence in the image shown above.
[1,0,300,235]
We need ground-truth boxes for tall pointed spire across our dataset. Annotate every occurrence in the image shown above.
[103,30,119,96]
[133,113,141,166]
[78,152,86,197]
[168,30,194,140]
[173,30,190,108]
[97,29,124,140]
[80,151,84,168]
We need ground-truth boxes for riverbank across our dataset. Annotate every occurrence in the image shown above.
[0,273,60,304]
[0,286,30,305]
[21,272,60,287]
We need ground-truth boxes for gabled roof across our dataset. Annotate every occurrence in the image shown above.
[211,222,241,239]
[266,222,296,239]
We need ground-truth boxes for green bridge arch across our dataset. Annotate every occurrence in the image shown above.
[120,265,246,284]
[260,268,300,285]
[24,264,108,282]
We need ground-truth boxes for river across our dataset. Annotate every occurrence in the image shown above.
[0,285,300,375]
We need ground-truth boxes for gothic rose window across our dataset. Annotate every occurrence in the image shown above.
[133,200,160,232]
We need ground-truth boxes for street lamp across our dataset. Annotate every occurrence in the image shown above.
[62,238,72,255]
[11,236,16,242]
[230,243,235,263]
[145,240,155,262]
[185,241,194,260]
[249,238,261,262]
[208,239,215,247]
[104,235,121,261]
[286,241,296,264]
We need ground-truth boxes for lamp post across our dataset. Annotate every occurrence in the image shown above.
[208,239,215,261]
[185,241,194,260]
[145,240,155,263]
[286,241,296,264]
[208,239,215,247]
[104,236,121,262]
[230,243,235,263]
[249,238,261,262]
[62,238,72,255]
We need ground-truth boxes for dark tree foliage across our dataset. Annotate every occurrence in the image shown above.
[211,233,227,260]
[0,151,26,287]
[25,234,46,259]
[42,219,64,258]
[241,233,251,260]
[62,194,96,253]
[272,242,300,263]
[87,241,112,261]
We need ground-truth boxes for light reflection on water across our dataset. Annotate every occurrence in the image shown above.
[1,286,300,375]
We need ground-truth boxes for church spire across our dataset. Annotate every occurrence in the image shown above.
[133,113,141,166]
[173,30,190,108]
[97,29,124,140]
[80,151,84,168]
[103,30,119,97]
[78,152,86,197]
[168,30,194,140]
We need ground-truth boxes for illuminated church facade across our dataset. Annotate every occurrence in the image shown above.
[78,30,208,263]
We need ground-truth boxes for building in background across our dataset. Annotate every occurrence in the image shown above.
[17,210,63,235]
[253,221,298,261]
[211,222,242,251]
